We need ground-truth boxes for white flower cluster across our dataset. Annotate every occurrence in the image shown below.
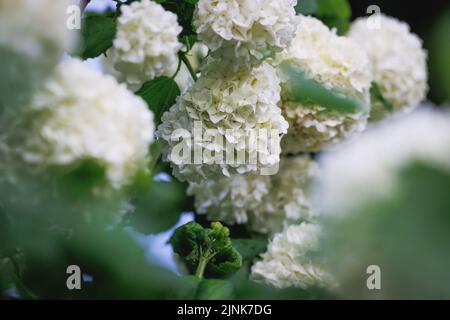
[0,0,76,107]
[316,108,450,216]
[106,0,182,91]
[194,0,299,66]
[187,156,317,234]
[251,223,332,289]
[348,14,428,120]
[157,61,288,183]
[11,59,155,190]
[187,173,272,227]
[254,156,318,233]
[275,16,373,153]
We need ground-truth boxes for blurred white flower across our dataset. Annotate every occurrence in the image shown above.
[9,59,154,190]
[348,14,428,120]
[157,61,288,183]
[106,0,182,91]
[275,16,372,153]
[316,108,450,216]
[187,173,272,227]
[251,222,333,288]
[194,0,298,67]
[0,0,77,107]
[187,156,318,234]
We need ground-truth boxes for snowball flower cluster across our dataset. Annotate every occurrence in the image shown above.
[251,223,333,288]
[0,0,76,107]
[275,16,372,153]
[316,108,450,216]
[157,61,288,183]
[348,14,428,121]
[188,156,318,234]
[187,173,271,227]
[106,0,182,91]
[194,0,299,67]
[13,59,155,190]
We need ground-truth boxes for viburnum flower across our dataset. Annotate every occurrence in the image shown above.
[274,16,372,153]
[105,0,182,91]
[6,59,155,190]
[0,0,76,108]
[315,108,450,216]
[187,156,318,234]
[157,61,288,183]
[194,0,299,67]
[251,223,333,289]
[348,14,428,121]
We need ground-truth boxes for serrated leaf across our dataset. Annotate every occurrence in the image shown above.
[136,76,180,125]
[279,60,367,114]
[79,14,116,59]
[232,239,268,261]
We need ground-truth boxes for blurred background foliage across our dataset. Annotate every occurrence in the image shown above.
[1,0,450,300]
[321,163,450,299]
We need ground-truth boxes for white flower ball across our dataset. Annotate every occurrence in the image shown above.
[348,14,428,121]
[106,0,182,91]
[253,156,318,234]
[194,0,299,67]
[157,61,288,183]
[187,156,317,234]
[187,173,272,227]
[251,223,333,289]
[12,59,155,190]
[316,108,450,216]
[0,0,77,108]
[275,16,372,153]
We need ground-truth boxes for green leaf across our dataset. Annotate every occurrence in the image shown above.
[136,76,180,125]
[316,0,351,18]
[177,276,233,300]
[296,0,317,15]
[79,13,116,59]
[317,0,351,34]
[128,174,187,234]
[195,279,233,300]
[279,60,367,114]
[232,239,268,261]
[296,0,351,34]
[19,226,186,299]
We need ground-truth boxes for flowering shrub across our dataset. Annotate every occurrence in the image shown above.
[1,0,449,301]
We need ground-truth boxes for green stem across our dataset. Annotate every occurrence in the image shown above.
[195,256,208,279]
[171,57,183,80]
[179,53,198,81]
